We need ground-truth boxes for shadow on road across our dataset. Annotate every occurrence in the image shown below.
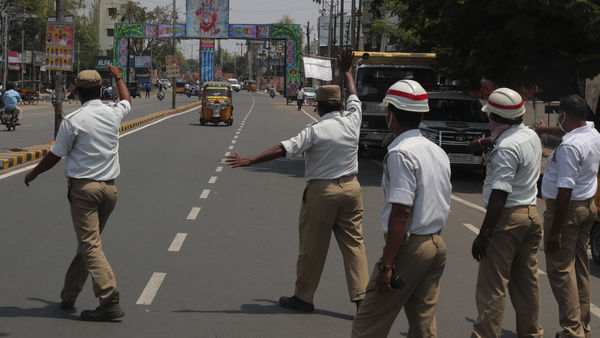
[243,158,305,180]
[174,298,354,321]
[0,297,79,321]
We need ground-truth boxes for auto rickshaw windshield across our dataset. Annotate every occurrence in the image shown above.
[205,88,228,96]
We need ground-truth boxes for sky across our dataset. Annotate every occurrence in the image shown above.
[138,0,334,58]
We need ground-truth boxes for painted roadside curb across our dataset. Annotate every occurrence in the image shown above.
[0,101,202,171]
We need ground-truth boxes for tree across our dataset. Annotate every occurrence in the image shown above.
[384,0,600,99]
[277,15,294,25]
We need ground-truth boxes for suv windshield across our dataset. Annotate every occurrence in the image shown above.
[304,88,316,93]
[426,98,487,123]
[356,67,436,102]
[205,88,228,96]
[228,79,238,84]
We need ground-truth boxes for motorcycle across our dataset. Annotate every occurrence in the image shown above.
[185,88,192,97]
[269,90,276,99]
[1,105,19,131]
[157,90,165,101]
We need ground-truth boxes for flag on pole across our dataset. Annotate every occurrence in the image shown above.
[302,57,332,81]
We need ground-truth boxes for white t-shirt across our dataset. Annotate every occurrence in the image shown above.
[50,99,131,181]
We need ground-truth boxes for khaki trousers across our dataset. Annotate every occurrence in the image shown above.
[294,176,369,303]
[472,205,543,338]
[352,233,447,338]
[544,198,596,338]
[60,178,119,305]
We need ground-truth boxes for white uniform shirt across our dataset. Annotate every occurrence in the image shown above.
[542,122,600,200]
[281,95,361,180]
[381,130,452,235]
[297,89,304,100]
[483,124,542,207]
[50,99,131,181]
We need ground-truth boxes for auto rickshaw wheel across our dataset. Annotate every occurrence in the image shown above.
[591,221,600,264]
[227,119,233,126]
[200,118,206,126]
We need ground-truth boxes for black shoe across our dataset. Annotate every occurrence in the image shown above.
[279,295,314,312]
[60,300,75,310]
[80,292,124,321]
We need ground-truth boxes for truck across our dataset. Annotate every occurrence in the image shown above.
[352,51,437,148]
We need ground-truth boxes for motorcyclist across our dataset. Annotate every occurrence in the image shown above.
[184,82,190,95]
[3,82,23,125]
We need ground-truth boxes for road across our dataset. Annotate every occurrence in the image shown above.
[0,91,599,337]
[0,90,200,150]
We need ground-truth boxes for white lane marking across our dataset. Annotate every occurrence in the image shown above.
[234,135,238,139]
[236,131,240,135]
[200,189,210,199]
[186,207,201,220]
[136,272,167,305]
[451,195,487,213]
[120,106,199,139]
[225,152,231,156]
[216,166,223,172]
[231,140,236,144]
[0,164,36,180]
[592,304,600,319]
[243,93,255,120]
[228,145,234,150]
[463,223,547,276]
[300,108,318,122]
[168,233,188,252]
[208,176,217,184]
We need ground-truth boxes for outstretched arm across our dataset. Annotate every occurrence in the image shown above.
[226,144,286,168]
[338,48,357,97]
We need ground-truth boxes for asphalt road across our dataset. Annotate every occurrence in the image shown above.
[0,90,200,150]
[1,91,599,337]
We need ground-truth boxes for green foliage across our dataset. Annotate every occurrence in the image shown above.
[386,0,600,99]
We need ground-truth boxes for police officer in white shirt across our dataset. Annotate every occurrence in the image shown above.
[24,65,131,322]
[537,95,600,338]
[351,80,452,337]
[471,88,544,338]
[226,48,369,312]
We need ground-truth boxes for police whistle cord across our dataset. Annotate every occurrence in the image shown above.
[356,274,404,296]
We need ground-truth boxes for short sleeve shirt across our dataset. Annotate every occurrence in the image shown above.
[542,122,600,200]
[3,89,22,108]
[281,95,362,180]
[50,99,131,180]
[381,130,452,234]
[482,125,542,207]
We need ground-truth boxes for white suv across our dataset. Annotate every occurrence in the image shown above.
[228,78,241,92]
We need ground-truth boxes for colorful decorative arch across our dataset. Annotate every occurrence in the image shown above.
[113,23,301,97]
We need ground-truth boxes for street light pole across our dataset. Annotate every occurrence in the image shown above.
[54,0,65,138]
[3,12,8,91]
[20,30,24,83]
[171,0,176,109]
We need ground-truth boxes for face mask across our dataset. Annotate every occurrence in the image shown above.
[558,112,566,132]
[489,117,512,141]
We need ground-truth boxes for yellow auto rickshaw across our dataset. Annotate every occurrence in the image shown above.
[247,80,257,92]
[200,82,233,126]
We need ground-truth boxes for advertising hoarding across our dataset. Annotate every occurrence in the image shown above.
[186,0,229,38]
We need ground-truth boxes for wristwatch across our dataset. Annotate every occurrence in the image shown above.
[378,262,394,272]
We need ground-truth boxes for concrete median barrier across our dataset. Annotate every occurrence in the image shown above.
[0,101,201,171]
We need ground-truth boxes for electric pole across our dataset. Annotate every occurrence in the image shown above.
[351,0,356,49]
[2,12,8,91]
[339,0,344,89]
[171,0,176,109]
[305,21,311,55]
[20,30,24,83]
[356,0,363,50]
[327,0,333,57]
[54,0,65,138]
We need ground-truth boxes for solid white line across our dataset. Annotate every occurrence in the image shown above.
[243,93,255,120]
[0,164,37,180]
[225,152,231,156]
[300,108,318,122]
[451,195,487,213]
[208,176,217,184]
[228,145,234,150]
[186,207,201,220]
[168,233,188,252]
[215,166,223,172]
[136,272,167,305]
[200,189,210,199]
[231,140,237,144]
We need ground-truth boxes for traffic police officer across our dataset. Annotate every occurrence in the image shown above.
[471,88,544,337]
[538,95,600,338]
[226,48,369,311]
[352,80,452,337]
[25,65,131,321]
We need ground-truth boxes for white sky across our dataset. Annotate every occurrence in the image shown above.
[137,0,350,58]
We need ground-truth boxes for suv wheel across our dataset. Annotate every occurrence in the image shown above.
[591,222,600,264]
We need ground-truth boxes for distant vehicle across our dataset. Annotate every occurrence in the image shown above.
[200,82,234,126]
[158,78,171,88]
[246,80,257,92]
[419,91,489,168]
[175,82,187,95]
[228,78,241,92]
[303,87,317,105]
[127,83,140,99]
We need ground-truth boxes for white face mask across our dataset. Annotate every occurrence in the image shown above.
[558,112,566,132]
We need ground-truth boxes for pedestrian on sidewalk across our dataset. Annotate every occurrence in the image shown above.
[24,64,131,322]
[226,48,369,312]
[351,80,452,337]
[471,88,544,338]
[297,86,304,111]
[537,95,600,338]
[145,82,151,98]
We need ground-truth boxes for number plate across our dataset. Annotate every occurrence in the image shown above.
[447,153,482,164]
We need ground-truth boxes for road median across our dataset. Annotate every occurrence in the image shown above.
[0,101,201,171]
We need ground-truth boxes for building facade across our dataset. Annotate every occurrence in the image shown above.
[93,0,129,57]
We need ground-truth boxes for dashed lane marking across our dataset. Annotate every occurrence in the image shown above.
[225,152,231,156]
[231,140,236,144]
[236,132,240,135]
[186,207,201,220]
[234,135,238,139]
[168,233,188,252]
[228,146,234,150]
[216,166,223,172]
[200,189,210,199]
[452,195,487,213]
[208,176,217,184]
[136,272,166,305]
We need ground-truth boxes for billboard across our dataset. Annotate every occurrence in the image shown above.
[94,56,112,71]
[45,22,74,71]
[228,24,270,39]
[186,0,229,38]
[165,56,180,77]
[144,24,186,38]
[134,56,152,68]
